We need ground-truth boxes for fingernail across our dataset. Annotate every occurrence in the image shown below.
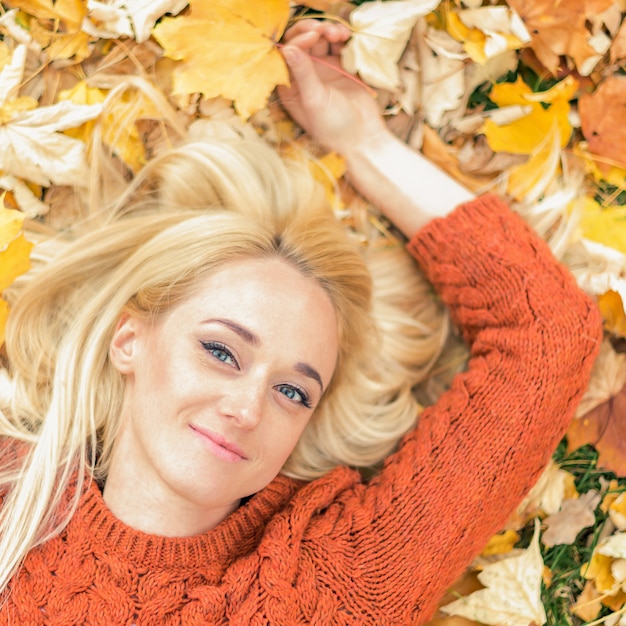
[282,47,301,66]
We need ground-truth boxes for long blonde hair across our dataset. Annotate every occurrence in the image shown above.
[0,125,446,592]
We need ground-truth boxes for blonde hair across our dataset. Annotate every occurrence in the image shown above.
[0,126,446,592]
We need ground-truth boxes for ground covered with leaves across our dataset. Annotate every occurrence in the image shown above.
[0,0,625,624]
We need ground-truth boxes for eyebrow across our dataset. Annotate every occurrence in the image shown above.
[206,318,325,392]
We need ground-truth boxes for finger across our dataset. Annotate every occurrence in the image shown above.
[281,46,327,108]
[282,19,324,42]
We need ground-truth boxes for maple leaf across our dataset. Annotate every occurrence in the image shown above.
[579,76,626,170]
[341,0,441,92]
[505,0,615,76]
[481,75,576,155]
[441,519,547,626]
[568,380,626,477]
[152,0,290,119]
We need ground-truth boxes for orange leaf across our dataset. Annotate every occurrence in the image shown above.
[152,0,290,119]
[568,381,626,477]
[579,76,626,171]
[506,0,614,75]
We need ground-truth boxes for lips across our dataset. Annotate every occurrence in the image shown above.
[189,424,247,462]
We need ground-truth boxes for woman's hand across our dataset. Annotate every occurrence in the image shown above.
[279,19,473,237]
[278,20,388,158]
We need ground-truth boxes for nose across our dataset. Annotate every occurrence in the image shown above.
[218,378,265,430]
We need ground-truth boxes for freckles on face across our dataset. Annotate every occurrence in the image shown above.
[107,255,340,528]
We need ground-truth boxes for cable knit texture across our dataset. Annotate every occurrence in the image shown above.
[1,195,602,625]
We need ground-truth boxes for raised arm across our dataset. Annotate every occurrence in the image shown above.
[279,23,603,622]
[278,21,474,234]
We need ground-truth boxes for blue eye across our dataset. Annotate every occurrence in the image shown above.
[277,384,312,409]
[201,342,238,368]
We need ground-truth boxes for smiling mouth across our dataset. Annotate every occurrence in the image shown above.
[189,425,247,462]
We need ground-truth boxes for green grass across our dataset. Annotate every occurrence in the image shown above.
[515,442,626,625]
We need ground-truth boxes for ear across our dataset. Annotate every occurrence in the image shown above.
[109,313,140,375]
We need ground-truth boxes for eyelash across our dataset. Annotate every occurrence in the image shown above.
[201,341,239,369]
[200,341,313,409]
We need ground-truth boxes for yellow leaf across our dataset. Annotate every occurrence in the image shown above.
[0,96,39,124]
[60,82,162,173]
[582,552,616,594]
[579,197,626,255]
[5,0,86,29]
[482,76,575,155]
[506,124,561,201]
[481,530,520,556]
[152,0,290,119]
[0,205,27,245]
[0,234,34,293]
[598,291,626,338]
[0,298,8,347]
[308,152,346,209]
[441,519,546,626]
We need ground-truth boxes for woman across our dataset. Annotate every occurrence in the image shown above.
[0,21,601,625]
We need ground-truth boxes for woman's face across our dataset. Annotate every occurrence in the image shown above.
[105,256,339,536]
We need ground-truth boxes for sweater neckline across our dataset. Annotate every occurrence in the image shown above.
[72,473,302,569]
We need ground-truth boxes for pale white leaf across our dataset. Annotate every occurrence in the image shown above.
[0,9,33,46]
[83,0,134,39]
[459,7,531,44]
[0,102,103,186]
[125,0,188,43]
[0,44,26,107]
[597,532,626,559]
[565,238,626,304]
[575,339,626,418]
[6,101,102,133]
[342,0,442,92]
[517,459,569,517]
[0,175,49,217]
[418,27,466,126]
[441,519,547,626]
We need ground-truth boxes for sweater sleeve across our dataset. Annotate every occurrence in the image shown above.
[323,194,602,622]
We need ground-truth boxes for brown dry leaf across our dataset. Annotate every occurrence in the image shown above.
[152,0,290,119]
[505,0,615,75]
[579,76,626,170]
[541,490,601,547]
[568,380,626,477]
[421,125,495,193]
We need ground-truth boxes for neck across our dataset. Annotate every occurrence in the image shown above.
[103,441,239,537]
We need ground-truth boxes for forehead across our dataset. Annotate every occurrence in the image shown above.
[169,256,339,377]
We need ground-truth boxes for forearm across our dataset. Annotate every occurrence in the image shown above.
[343,130,475,237]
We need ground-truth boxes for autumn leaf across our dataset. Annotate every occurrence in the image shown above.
[0,203,34,346]
[598,291,626,338]
[579,197,626,256]
[579,76,626,170]
[568,380,626,477]
[441,519,546,626]
[445,5,530,64]
[505,0,615,75]
[541,490,601,547]
[152,0,290,119]
[342,0,441,92]
[481,75,576,155]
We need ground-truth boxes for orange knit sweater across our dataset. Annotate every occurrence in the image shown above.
[1,195,602,625]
